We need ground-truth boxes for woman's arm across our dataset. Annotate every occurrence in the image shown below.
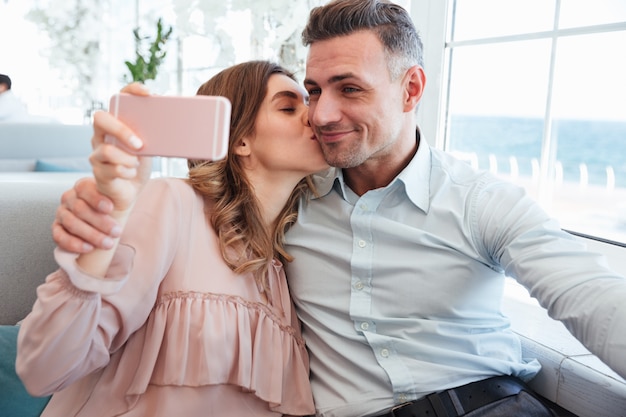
[75,83,152,277]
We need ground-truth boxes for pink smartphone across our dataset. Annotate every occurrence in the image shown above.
[107,93,231,160]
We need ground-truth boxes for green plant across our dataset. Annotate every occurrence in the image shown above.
[124,18,173,83]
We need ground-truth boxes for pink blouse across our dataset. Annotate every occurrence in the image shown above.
[16,178,315,417]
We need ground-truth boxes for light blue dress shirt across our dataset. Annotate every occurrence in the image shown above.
[285,136,626,417]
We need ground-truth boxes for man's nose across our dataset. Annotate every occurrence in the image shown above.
[309,94,341,127]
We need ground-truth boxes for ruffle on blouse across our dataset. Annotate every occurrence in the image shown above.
[123,291,315,415]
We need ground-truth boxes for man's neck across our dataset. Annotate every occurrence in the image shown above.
[343,131,420,196]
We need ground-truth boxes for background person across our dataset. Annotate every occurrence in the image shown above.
[16,61,327,416]
[0,74,29,122]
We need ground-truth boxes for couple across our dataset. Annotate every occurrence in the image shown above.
[17,1,626,416]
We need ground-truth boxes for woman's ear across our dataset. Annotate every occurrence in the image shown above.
[234,137,251,157]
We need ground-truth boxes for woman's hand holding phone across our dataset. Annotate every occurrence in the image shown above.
[76,83,153,277]
[90,82,152,214]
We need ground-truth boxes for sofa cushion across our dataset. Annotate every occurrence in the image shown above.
[0,173,86,325]
[0,325,51,416]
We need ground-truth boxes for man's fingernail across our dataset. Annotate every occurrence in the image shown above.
[129,135,143,149]
[97,200,111,212]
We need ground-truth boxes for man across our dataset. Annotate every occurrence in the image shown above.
[0,74,29,122]
[51,1,626,416]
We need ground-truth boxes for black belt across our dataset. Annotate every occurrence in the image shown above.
[373,376,530,417]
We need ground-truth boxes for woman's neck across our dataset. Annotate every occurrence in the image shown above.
[248,173,301,229]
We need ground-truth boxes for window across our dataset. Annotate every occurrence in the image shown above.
[424,0,626,244]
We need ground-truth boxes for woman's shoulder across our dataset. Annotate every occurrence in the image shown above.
[133,177,206,217]
[143,177,204,202]
[145,176,193,194]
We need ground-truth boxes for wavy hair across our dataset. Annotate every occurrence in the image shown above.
[187,61,315,292]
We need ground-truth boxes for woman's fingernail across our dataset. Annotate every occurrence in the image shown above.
[129,135,143,149]
[101,237,115,249]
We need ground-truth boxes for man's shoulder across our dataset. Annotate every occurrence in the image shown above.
[430,148,493,183]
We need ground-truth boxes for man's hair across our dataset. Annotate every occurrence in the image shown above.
[0,74,11,89]
[301,0,424,80]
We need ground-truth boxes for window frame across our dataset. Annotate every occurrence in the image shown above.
[410,0,626,268]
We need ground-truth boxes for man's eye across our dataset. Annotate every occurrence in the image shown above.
[308,88,321,96]
[344,87,359,93]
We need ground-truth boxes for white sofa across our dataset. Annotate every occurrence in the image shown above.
[0,173,85,325]
[0,123,93,172]
[0,172,85,417]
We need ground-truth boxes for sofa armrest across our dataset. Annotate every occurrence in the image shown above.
[503,278,626,417]
[0,173,87,325]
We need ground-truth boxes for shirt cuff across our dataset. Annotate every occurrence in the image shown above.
[54,246,134,295]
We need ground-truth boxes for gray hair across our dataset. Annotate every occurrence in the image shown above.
[302,0,424,80]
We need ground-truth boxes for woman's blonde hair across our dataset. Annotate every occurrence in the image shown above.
[187,61,314,291]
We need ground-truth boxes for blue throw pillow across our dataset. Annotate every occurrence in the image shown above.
[34,158,91,172]
[0,325,51,417]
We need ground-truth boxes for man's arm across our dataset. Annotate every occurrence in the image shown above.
[52,177,121,253]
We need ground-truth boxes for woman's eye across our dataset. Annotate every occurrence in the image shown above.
[280,107,296,113]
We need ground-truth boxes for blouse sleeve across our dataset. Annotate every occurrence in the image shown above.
[16,178,185,396]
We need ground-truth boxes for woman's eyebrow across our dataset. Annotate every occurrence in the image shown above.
[271,90,306,102]
[272,90,301,101]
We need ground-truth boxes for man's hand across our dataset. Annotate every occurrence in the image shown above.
[52,177,120,253]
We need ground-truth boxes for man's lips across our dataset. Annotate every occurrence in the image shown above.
[316,130,350,143]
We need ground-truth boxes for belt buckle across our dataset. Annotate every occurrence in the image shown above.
[390,401,412,417]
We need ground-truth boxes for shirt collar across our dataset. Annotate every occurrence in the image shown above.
[311,130,432,213]
[397,129,431,213]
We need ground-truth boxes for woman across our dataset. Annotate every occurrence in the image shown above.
[16,61,328,416]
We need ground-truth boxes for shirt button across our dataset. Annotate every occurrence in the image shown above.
[360,204,368,210]
[354,281,364,290]
[360,322,369,331]
[380,348,390,358]
[398,393,408,402]
[358,240,367,248]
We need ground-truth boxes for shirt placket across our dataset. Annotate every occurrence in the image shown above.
[349,187,417,403]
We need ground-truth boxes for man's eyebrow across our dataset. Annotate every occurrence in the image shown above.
[304,73,357,87]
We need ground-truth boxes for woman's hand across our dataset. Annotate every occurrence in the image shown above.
[89,83,152,213]
[76,83,153,276]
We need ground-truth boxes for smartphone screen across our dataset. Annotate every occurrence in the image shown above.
[107,93,231,160]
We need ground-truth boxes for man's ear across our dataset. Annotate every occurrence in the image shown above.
[233,137,251,157]
[402,65,426,113]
